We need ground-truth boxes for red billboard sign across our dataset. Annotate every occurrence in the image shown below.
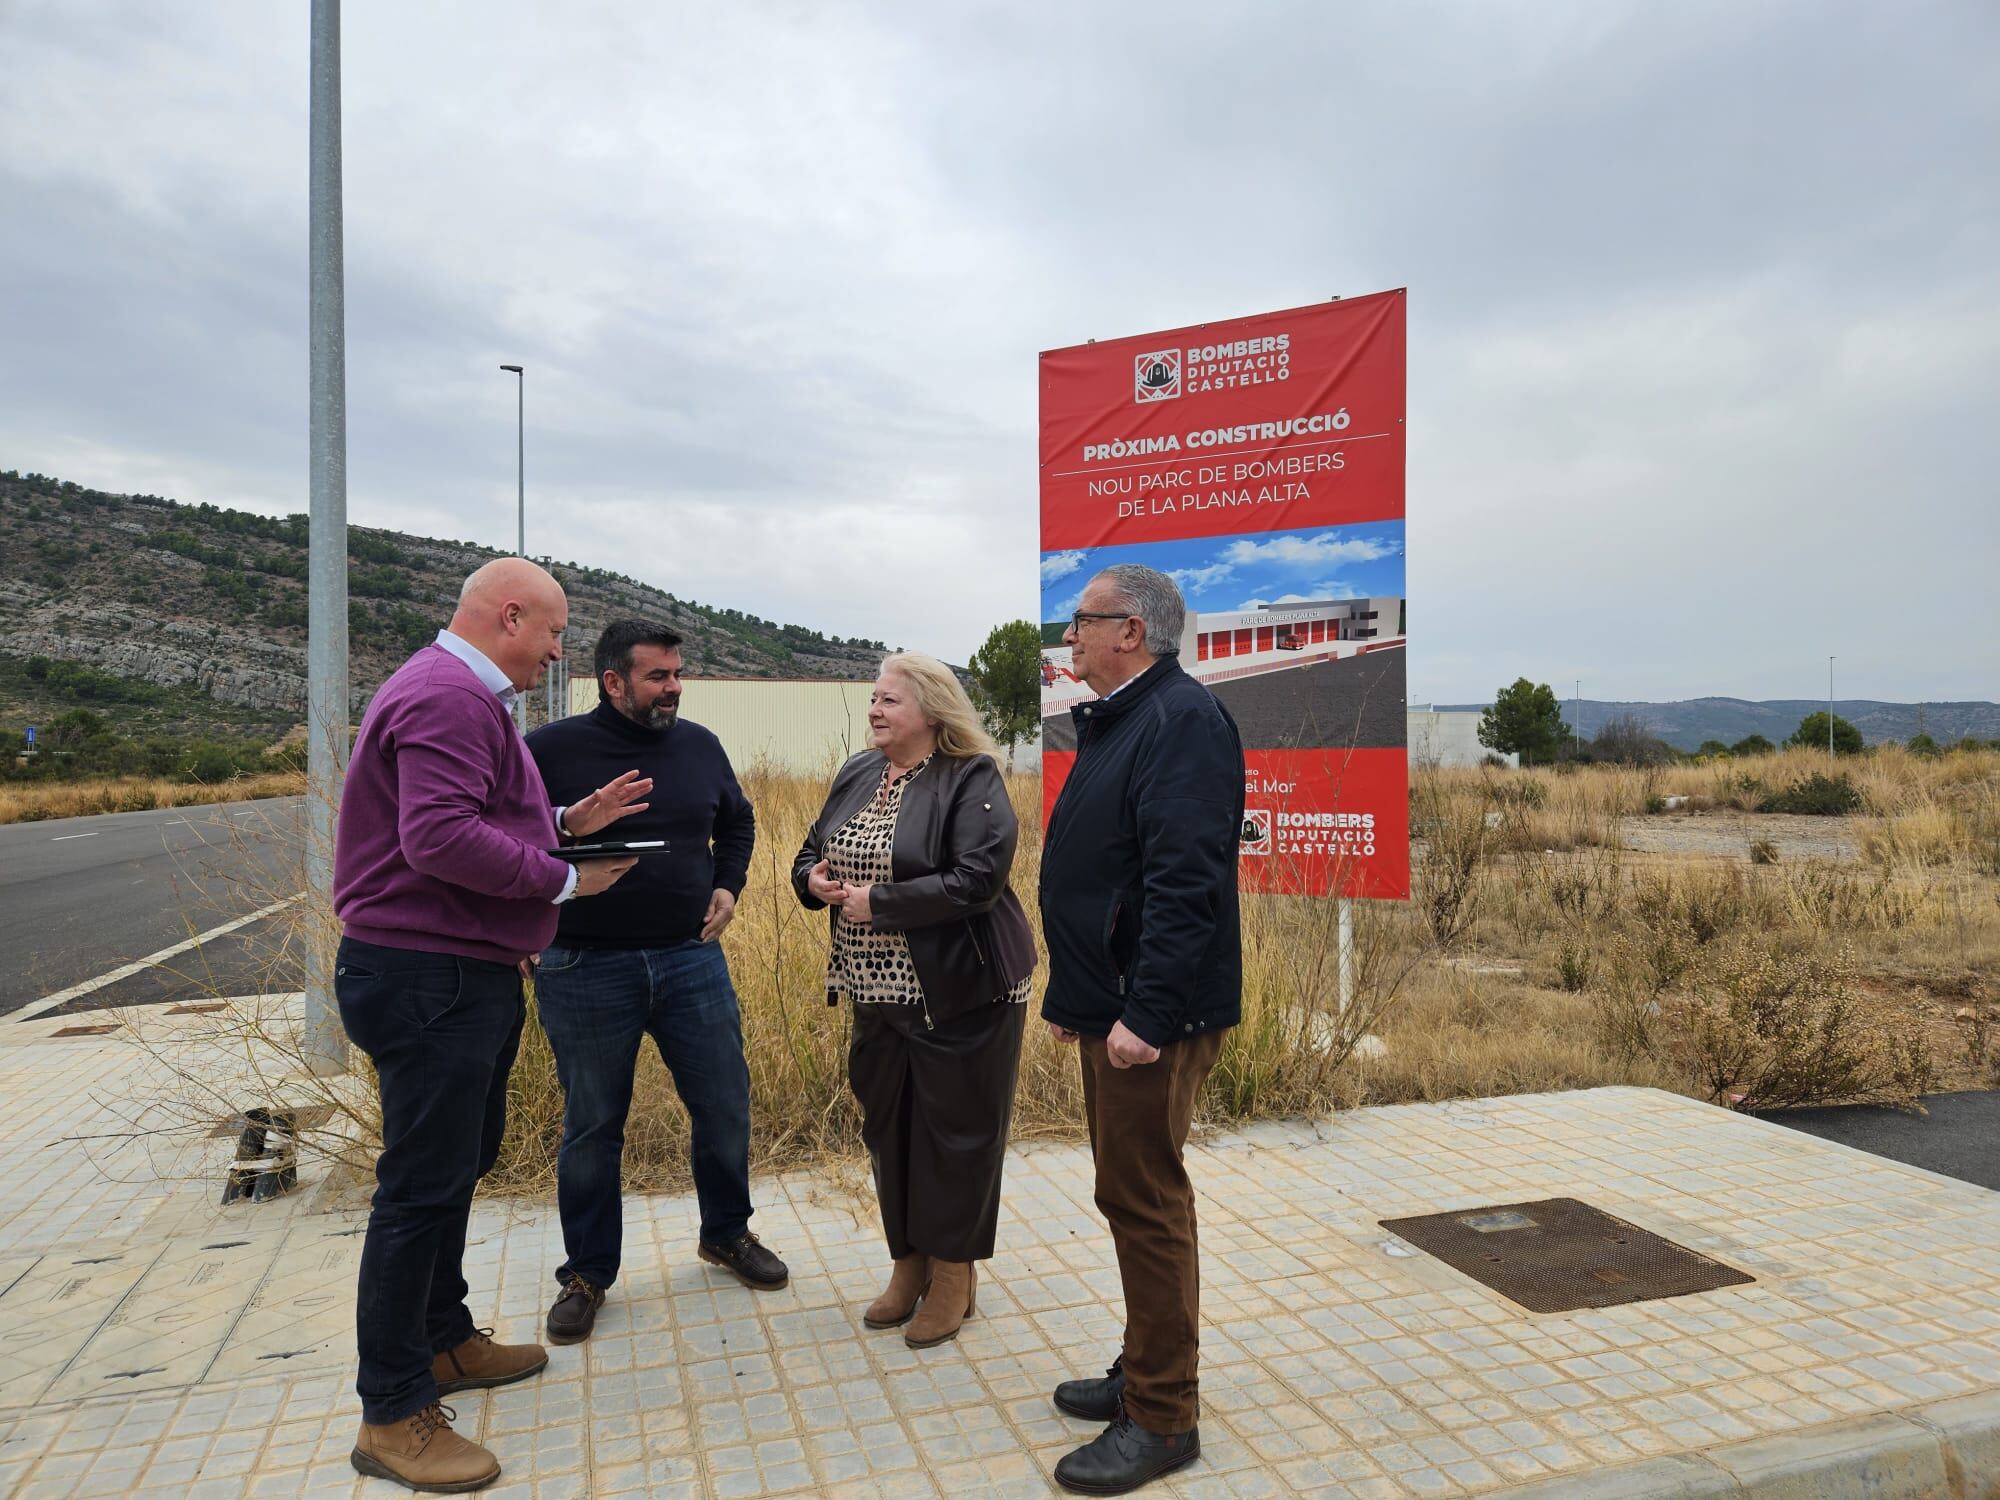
[1038,291,1408,899]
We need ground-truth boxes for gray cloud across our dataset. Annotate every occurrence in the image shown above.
[1,0,1993,698]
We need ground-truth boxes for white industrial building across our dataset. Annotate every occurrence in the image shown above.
[566,677,1042,775]
[1408,706,1514,768]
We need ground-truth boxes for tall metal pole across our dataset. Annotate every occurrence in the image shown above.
[1827,655,1836,755]
[303,0,350,1074]
[500,364,525,729]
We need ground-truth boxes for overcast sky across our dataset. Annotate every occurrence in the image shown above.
[2,1,1994,702]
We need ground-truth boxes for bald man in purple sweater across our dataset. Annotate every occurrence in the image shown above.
[334,559,649,1493]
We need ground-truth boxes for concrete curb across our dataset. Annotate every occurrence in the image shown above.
[1499,1394,2000,1499]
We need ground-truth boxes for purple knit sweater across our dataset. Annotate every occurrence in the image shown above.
[334,644,569,964]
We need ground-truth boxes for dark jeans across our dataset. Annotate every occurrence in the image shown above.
[534,940,754,1289]
[848,999,1027,1263]
[1080,1029,1225,1434]
[335,936,526,1426]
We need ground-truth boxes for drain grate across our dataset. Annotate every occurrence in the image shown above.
[53,1023,118,1037]
[1379,1197,1753,1314]
[166,1001,229,1015]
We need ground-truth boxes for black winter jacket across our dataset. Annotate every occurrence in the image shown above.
[1039,657,1245,1047]
[793,750,1038,1026]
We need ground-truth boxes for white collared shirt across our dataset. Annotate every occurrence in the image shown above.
[435,631,577,904]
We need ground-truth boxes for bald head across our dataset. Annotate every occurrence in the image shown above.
[448,557,569,692]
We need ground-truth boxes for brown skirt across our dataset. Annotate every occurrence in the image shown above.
[847,997,1027,1262]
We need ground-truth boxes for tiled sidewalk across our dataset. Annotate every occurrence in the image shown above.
[1,1005,1997,1498]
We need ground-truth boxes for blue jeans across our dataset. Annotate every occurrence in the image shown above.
[534,940,754,1289]
[335,937,525,1426]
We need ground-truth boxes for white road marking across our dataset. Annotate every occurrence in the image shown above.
[50,833,100,842]
[9,894,305,1024]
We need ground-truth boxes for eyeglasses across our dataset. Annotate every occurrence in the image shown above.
[1069,611,1133,633]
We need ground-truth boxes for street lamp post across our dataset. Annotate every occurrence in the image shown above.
[1827,655,1836,755]
[500,363,525,729]
[303,0,350,1074]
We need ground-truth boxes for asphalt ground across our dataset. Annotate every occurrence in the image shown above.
[0,796,306,1018]
[1758,1090,2000,1192]
[1042,648,1407,753]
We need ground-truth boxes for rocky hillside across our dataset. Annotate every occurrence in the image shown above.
[0,470,890,740]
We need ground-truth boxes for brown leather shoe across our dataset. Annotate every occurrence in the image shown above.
[432,1328,548,1396]
[862,1253,930,1329]
[351,1403,500,1492]
[905,1259,977,1348]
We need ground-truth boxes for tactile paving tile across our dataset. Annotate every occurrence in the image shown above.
[43,1230,283,1401]
[206,1221,363,1383]
[0,1246,155,1409]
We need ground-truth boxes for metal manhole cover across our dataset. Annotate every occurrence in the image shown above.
[1378,1197,1753,1313]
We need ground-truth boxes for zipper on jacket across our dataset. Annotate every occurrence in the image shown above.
[1106,899,1128,995]
[919,993,935,1031]
[969,923,987,967]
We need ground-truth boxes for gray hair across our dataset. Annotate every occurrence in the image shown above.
[1094,564,1185,656]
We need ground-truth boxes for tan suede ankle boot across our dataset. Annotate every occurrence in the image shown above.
[905,1259,977,1349]
[862,1253,930,1329]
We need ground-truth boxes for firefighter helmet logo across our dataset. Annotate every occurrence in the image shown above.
[1133,350,1181,403]
[1240,808,1272,856]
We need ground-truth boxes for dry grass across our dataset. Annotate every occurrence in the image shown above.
[111,747,2000,1199]
[0,772,305,824]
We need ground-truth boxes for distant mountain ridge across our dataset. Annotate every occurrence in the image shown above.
[0,469,891,740]
[1431,696,2000,751]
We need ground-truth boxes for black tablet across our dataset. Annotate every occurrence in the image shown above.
[549,839,672,861]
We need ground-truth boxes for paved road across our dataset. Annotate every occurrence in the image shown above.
[1759,1090,2000,1192]
[0,797,306,1018]
[1042,648,1406,753]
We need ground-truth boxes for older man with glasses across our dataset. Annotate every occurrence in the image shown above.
[1039,564,1246,1495]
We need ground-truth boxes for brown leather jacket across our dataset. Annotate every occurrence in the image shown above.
[793,749,1038,1024]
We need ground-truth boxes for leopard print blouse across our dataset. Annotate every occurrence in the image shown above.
[823,756,1029,1008]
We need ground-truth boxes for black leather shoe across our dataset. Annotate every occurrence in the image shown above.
[1053,1411,1199,1495]
[1054,1356,1124,1421]
[698,1231,789,1290]
[545,1273,604,1345]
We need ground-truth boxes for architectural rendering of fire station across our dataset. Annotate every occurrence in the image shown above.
[1182,596,1404,666]
[1040,595,1405,713]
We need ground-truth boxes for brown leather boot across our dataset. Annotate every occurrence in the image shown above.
[905,1259,977,1349]
[862,1253,930,1329]
[350,1402,500,1492]
[432,1328,548,1395]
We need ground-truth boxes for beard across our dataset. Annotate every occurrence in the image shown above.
[633,696,678,730]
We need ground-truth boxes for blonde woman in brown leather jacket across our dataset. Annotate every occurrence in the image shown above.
[793,652,1038,1349]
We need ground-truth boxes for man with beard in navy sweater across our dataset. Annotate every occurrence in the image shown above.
[526,620,786,1345]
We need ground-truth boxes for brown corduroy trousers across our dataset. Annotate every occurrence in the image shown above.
[1078,1029,1226,1434]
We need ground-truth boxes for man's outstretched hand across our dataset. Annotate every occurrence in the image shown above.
[563,770,653,838]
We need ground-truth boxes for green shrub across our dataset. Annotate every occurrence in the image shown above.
[1758,773,1861,816]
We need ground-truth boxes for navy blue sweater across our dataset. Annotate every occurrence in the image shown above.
[527,701,755,948]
